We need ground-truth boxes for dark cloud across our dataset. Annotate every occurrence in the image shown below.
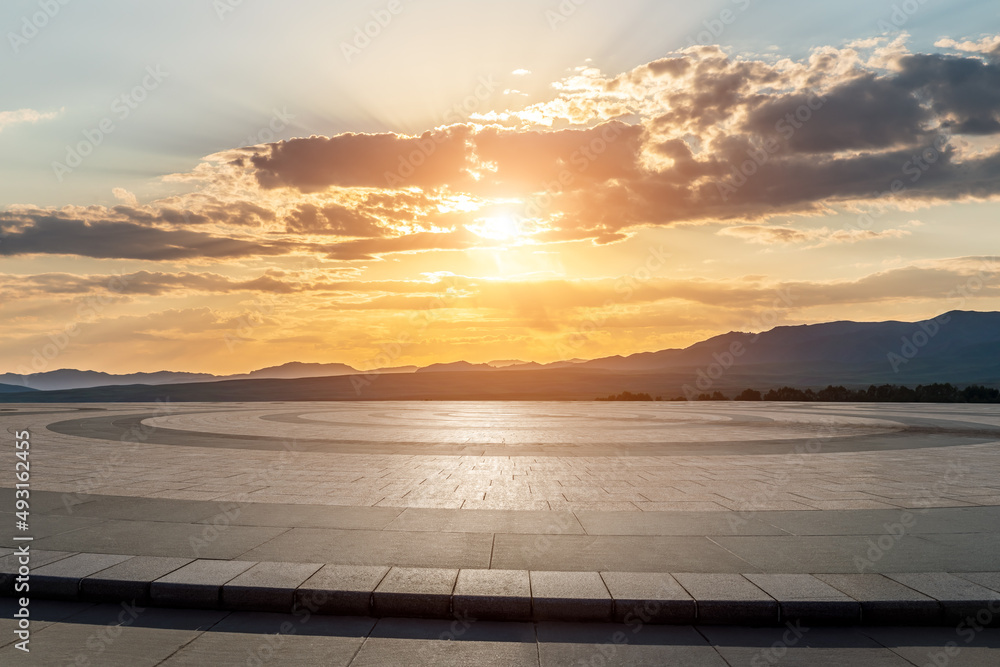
[743,75,931,152]
[285,203,386,236]
[0,214,294,260]
[250,126,474,192]
[4,271,299,296]
[894,54,1000,135]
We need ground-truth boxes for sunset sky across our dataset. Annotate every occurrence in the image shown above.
[1,0,999,375]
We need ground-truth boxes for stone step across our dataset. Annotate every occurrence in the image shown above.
[3,550,999,626]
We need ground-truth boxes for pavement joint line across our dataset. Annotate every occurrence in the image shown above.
[6,553,1000,626]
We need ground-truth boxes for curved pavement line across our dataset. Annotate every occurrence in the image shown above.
[45,409,1000,456]
[3,553,999,627]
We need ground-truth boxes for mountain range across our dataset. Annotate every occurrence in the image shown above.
[0,362,419,392]
[1,310,997,401]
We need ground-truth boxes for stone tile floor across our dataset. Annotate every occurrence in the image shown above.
[2,599,1000,666]
[2,402,998,512]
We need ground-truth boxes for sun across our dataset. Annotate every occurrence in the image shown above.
[468,215,524,241]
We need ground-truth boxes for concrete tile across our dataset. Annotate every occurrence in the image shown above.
[198,502,402,530]
[0,597,97,634]
[744,573,860,624]
[575,511,785,536]
[385,508,584,534]
[632,501,731,511]
[493,534,757,572]
[710,533,1000,574]
[530,571,612,622]
[0,549,76,594]
[221,561,322,612]
[887,572,1000,624]
[50,496,224,523]
[673,573,778,625]
[0,489,97,515]
[239,527,493,569]
[160,630,366,666]
[761,506,1000,536]
[537,622,726,666]
[82,556,193,603]
[158,613,374,665]
[0,512,106,541]
[860,626,1000,666]
[601,571,696,624]
[295,564,389,616]
[209,611,375,636]
[20,602,228,664]
[815,573,942,625]
[31,518,288,559]
[32,553,132,599]
[453,569,531,621]
[354,618,537,667]
[704,625,913,667]
[955,572,1000,594]
[3,623,198,665]
[150,559,256,609]
[373,567,458,618]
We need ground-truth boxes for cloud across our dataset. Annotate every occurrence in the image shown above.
[318,229,481,260]
[285,202,386,237]
[893,53,1000,135]
[718,224,913,246]
[935,36,1000,57]
[741,75,931,152]
[4,37,1000,263]
[230,38,1000,245]
[249,125,475,191]
[0,108,62,133]
[112,188,138,206]
[316,260,1000,319]
[0,213,296,260]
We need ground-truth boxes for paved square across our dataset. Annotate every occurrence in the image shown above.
[2,401,999,598]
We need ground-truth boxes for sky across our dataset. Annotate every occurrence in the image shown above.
[1,0,999,375]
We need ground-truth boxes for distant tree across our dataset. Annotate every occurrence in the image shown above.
[764,386,813,401]
[596,391,654,401]
[735,389,762,401]
[915,383,959,403]
[961,385,1000,403]
[711,391,728,401]
[747,382,998,403]
[816,385,854,402]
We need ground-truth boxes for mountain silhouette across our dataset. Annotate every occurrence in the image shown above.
[1,311,996,399]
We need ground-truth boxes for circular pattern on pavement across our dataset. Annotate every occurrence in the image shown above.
[45,402,1000,456]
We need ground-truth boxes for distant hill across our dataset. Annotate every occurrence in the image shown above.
[575,310,1000,386]
[0,361,418,391]
[1,311,997,401]
[0,383,37,394]
[417,361,495,373]
[232,362,417,380]
[0,369,217,391]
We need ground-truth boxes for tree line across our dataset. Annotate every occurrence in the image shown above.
[596,384,1000,403]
